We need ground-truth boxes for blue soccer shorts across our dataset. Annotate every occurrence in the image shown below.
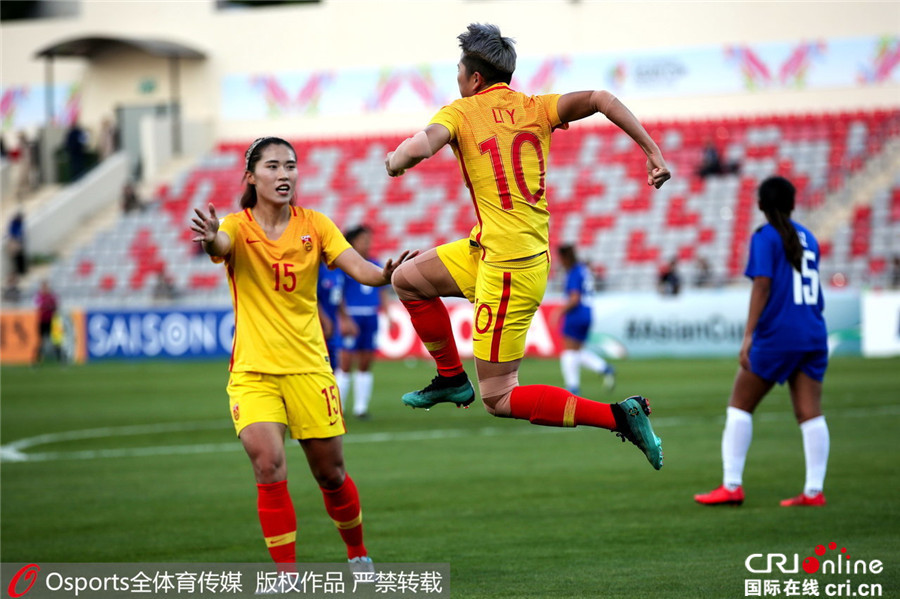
[344,314,378,352]
[749,347,828,384]
[562,305,592,343]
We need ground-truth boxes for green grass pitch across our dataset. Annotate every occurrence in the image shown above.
[2,356,898,598]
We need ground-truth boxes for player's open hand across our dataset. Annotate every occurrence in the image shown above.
[646,154,671,189]
[191,203,220,244]
[381,250,419,283]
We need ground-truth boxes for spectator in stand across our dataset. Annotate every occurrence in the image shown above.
[64,121,88,181]
[694,256,715,288]
[697,139,740,179]
[592,263,608,292]
[34,280,63,364]
[122,182,144,213]
[98,116,119,161]
[658,257,681,296]
[890,256,900,290]
[6,211,27,278]
[152,267,180,302]
[15,131,36,198]
[2,273,22,304]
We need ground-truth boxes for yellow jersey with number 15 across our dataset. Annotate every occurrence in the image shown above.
[429,83,565,262]
[212,206,351,374]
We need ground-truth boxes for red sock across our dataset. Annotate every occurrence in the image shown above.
[257,480,297,564]
[402,299,464,376]
[320,474,367,559]
[508,385,616,430]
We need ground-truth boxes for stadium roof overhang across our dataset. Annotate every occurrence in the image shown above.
[35,35,206,60]
[33,36,206,163]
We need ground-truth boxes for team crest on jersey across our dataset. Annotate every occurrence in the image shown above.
[232,403,240,422]
[301,235,313,251]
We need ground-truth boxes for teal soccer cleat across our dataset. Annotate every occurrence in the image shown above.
[612,395,663,470]
[401,372,476,409]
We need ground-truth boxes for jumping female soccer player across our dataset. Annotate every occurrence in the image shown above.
[191,137,414,565]
[695,176,829,507]
[384,23,669,470]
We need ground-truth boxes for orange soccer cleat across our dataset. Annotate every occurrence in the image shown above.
[694,485,745,506]
[780,492,826,507]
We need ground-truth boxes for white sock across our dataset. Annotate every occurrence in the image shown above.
[579,349,609,374]
[800,415,829,496]
[335,369,350,409]
[722,407,753,489]
[560,350,580,392]
[353,371,373,415]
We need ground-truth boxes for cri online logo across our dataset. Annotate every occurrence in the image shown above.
[746,542,883,575]
[7,564,39,598]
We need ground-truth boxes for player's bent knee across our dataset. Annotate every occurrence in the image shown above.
[390,261,410,291]
[478,371,519,417]
[481,394,509,417]
[391,257,439,301]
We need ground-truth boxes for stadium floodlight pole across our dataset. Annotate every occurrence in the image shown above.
[170,56,182,156]
[44,54,55,184]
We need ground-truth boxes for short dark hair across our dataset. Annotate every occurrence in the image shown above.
[345,224,372,245]
[458,23,516,85]
[240,136,296,209]
[558,244,576,263]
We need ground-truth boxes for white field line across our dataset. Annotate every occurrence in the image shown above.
[2,404,899,463]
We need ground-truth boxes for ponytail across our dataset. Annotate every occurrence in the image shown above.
[758,176,802,272]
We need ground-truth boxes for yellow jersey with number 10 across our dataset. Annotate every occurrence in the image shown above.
[212,206,351,374]
[429,83,564,262]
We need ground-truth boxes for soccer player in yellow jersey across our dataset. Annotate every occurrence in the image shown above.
[386,24,670,470]
[191,137,414,568]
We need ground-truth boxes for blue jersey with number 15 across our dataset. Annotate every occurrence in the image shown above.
[744,221,827,352]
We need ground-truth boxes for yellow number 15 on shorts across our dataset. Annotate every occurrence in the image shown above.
[227,371,346,440]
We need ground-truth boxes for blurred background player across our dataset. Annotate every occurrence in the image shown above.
[385,23,669,470]
[695,176,829,507]
[33,280,62,364]
[336,225,384,421]
[317,261,348,373]
[557,244,615,394]
[191,136,414,568]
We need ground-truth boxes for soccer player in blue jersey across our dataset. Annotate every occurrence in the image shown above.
[337,225,384,420]
[695,176,829,507]
[557,245,615,394]
[317,262,347,371]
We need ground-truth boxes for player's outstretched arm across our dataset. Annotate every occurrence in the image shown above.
[385,124,451,177]
[191,203,232,257]
[557,90,671,189]
[333,248,419,287]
